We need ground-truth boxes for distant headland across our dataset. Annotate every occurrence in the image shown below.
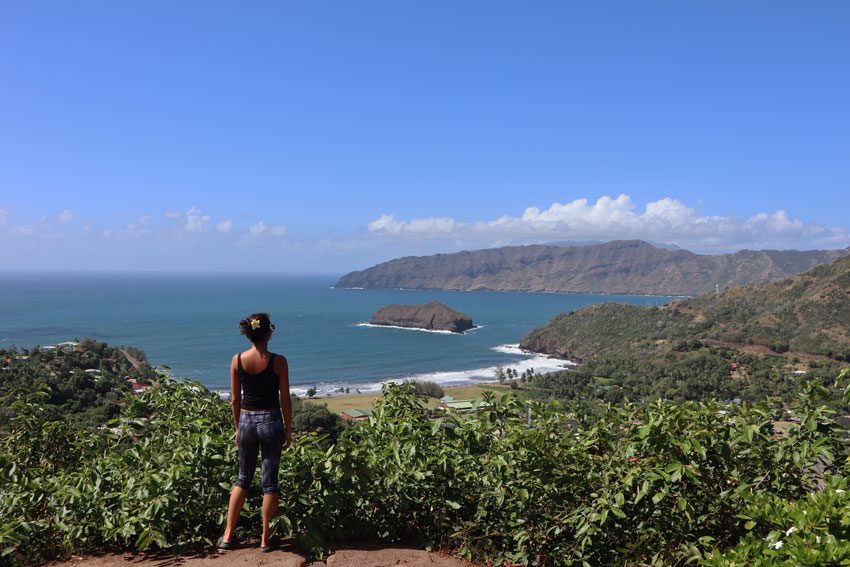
[336,240,850,297]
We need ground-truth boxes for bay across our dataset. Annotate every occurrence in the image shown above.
[0,273,676,395]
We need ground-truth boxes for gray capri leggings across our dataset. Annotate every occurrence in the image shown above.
[234,408,284,494]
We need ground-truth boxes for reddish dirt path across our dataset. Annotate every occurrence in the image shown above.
[54,542,476,567]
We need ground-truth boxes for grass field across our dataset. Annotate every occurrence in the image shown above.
[314,383,518,414]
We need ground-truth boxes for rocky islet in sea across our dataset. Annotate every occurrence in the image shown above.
[369,301,475,334]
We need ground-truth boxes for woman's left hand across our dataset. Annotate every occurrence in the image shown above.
[284,432,292,449]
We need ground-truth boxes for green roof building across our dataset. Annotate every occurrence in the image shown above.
[341,408,373,421]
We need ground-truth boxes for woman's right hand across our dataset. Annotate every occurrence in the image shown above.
[235,429,239,446]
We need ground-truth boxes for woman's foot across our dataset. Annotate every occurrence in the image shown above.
[216,534,237,550]
[260,534,279,552]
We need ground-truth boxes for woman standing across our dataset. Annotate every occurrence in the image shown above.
[218,312,293,552]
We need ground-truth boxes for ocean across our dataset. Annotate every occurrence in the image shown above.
[0,273,676,396]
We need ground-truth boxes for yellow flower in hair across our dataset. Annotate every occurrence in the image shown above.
[250,319,261,330]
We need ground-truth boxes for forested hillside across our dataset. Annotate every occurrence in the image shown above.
[520,256,850,405]
[0,339,344,438]
[521,255,850,362]
[0,339,155,428]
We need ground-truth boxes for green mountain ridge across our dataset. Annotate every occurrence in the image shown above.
[336,239,850,296]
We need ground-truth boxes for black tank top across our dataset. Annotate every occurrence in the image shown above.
[238,352,281,410]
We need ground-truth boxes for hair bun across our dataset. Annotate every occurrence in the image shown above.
[239,312,272,343]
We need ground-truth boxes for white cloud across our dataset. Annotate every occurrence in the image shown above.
[8,217,52,237]
[367,195,850,252]
[248,221,286,238]
[163,210,182,219]
[56,209,73,224]
[249,221,268,237]
[368,214,404,235]
[185,206,210,233]
[368,214,458,237]
[408,217,457,235]
[123,215,152,240]
[216,219,233,233]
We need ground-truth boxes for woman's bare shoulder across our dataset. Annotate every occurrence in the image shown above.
[273,353,288,370]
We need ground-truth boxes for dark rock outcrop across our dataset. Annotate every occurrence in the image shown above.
[369,301,475,333]
[337,240,850,297]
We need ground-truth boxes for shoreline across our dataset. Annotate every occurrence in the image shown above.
[214,343,575,401]
[335,285,689,300]
[289,343,573,398]
[354,322,459,335]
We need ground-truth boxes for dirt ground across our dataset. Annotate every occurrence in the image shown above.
[53,541,476,567]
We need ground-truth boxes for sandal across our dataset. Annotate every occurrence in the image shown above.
[216,535,237,550]
[260,535,279,553]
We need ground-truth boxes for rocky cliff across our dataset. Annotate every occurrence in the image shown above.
[369,301,475,333]
[337,240,850,296]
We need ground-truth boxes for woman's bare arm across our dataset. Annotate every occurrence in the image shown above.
[277,355,293,448]
[230,354,241,442]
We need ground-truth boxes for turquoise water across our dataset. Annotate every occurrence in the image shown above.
[0,273,675,394]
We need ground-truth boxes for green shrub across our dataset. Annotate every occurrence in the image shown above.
[402,379,445,399]
[291,397,345,440]
[704,480,850,565]
[2,374,850,565]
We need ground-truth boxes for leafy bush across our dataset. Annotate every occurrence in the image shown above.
[290,397,345,440]
[1,378,238,563]
[402,379,445,399]
[704,479,850,565]
[2,373,850,566]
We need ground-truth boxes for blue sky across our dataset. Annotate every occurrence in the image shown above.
[1,1,849,272]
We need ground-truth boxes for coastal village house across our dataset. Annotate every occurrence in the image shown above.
[437,395,476,413]
[340,408,372,421]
